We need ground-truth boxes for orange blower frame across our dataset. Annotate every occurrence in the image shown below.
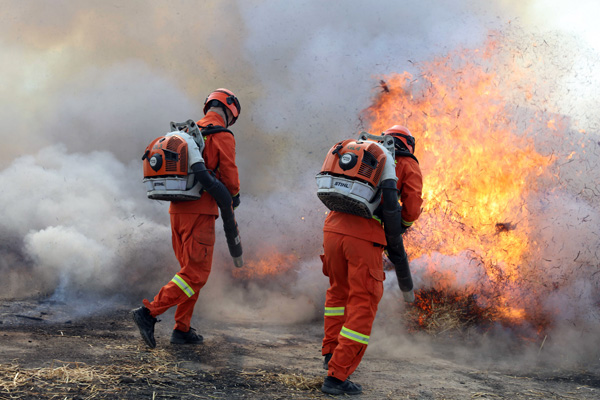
[142,135,189,178]
[319,139,388,188]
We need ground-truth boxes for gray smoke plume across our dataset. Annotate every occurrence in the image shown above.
[0,0,599,368]
[0,0,504,303]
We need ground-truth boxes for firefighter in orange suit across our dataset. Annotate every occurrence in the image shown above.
[132,88,241,348]
[320,125,423,395]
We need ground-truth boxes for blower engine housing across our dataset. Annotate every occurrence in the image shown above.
[142,120,204,201]
[316,132,397,218]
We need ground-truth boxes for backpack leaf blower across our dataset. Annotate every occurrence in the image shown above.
[142,120,243,268]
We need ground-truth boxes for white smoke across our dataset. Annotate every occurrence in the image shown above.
[237,0,501,155]
[44,61,200,163]
[0,144,174,301]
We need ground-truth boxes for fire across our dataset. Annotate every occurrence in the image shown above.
[232,248,297,280]
[362,37,557,333]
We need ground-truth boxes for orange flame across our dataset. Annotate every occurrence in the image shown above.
[232,248,297,280]
[362,38,555,328]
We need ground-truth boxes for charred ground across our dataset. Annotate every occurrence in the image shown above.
[1,298,599,399]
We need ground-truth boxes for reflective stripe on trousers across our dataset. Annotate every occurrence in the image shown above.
[324,306,345,316]
[171,274,195,297]
[340,326,369,345]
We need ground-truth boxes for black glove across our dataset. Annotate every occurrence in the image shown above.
[232,193,240,210]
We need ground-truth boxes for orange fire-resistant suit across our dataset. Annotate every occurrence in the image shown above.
[321,154,423,382]
[143,111,240,332]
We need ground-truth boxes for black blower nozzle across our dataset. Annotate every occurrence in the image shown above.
[192,162,243,268]
[381,179,414,302]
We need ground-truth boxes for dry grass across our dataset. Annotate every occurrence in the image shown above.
[0,343,321,399]
[1,361,116,390]
[404,288,497,335]
[0,344,193,398]
[242,370,323,391]
[272,372,323,391]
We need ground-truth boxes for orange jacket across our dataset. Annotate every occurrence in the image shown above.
[323,211,387,246]
[395,156,423,227]
[169,112,240,215]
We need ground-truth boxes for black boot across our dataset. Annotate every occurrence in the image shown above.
[323,353,333,370]
[321,376,363,395]
[170,327,203,344]
[131,306,157,348]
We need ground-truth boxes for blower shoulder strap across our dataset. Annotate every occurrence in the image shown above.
[200,124,234,137]
[395,150,419,164]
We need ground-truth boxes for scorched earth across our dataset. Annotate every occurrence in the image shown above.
[1,297,598,399]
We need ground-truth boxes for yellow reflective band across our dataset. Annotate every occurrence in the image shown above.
[324,307,345,316]
[171,274,195,298]
[372,215,382,224]
[340,326,370,345]
[402,219,414,226]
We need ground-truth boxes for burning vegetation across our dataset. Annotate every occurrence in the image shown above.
[361,31,599,337]
[404,288,496,335]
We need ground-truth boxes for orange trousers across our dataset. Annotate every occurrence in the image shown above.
[143,214,216,332]
[321,231,385,381]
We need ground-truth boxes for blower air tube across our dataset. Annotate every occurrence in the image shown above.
[192,162,243,268]
[380,179,414,302]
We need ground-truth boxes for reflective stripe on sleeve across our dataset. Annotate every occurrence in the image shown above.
[340,326,369,345]
[324,306,345,316]
[171,274,195,297]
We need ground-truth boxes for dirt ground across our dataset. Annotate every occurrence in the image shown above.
[1,298,599,400]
